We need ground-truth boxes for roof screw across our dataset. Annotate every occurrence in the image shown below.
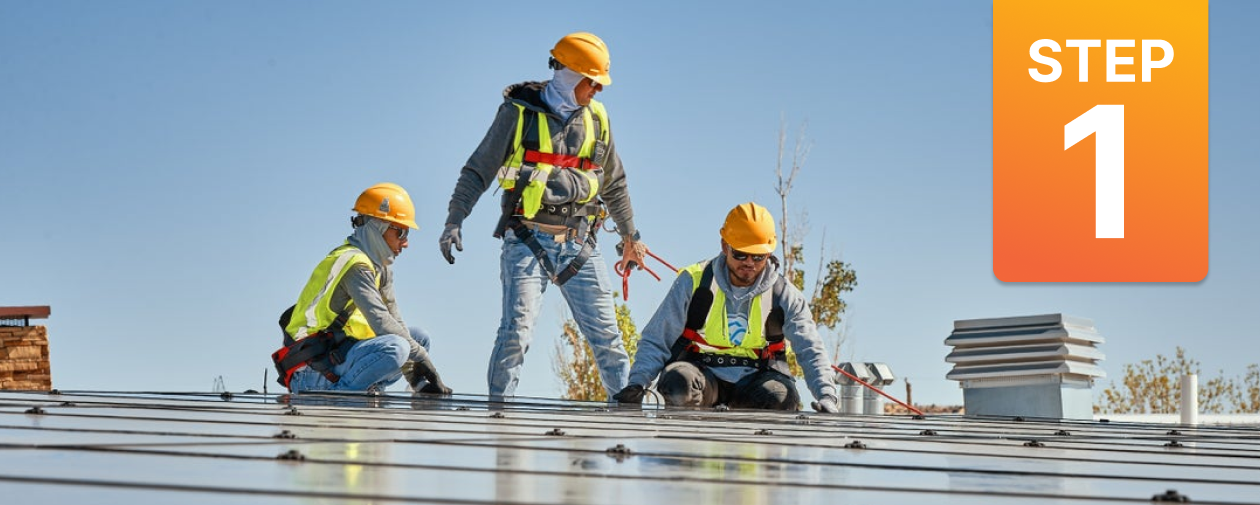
[605,443,633,461]
[286,407,302,416]
[1024,440,1046,448]
[220,392,234,401]
[274,430,297,439]
[455,406,470,411]
[1152,489,1190,502]
[47,389,61,395]
[1013,416,1026,422]
[713,405,730,412]
[1099,418,1110,423]
[919,429,938,436]
[1164,440,1185,448]
[844,440,867,449]
[545,428,566,436]
[1166,430,1182,436]
[60,402,76,407]
[276,449,306,461]
[1054,430,1071,436]
[489,412,506,419]
[911,414,926,420]
[24,406,45,415]
[754,429,774,436]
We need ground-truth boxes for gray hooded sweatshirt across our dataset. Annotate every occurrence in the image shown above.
[445,81,636,238]
[627,254,838,401]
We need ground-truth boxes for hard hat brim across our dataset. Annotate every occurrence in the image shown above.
[731,242,775,255]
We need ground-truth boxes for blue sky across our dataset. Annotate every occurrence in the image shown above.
[2,1,1256,407]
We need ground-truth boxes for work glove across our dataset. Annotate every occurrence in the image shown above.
[439,223,462,264]
[612,384,645,404]
[407,355,452,395]
[811,394,841,414]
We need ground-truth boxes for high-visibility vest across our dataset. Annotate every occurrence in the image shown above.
[285,243,380,341]
[495,100,610,220]
[680,261,776,360]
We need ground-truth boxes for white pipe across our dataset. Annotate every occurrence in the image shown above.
[1180,374,1198,425]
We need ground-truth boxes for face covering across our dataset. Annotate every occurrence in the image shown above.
[347,216,395,268]
[541,66,585,120]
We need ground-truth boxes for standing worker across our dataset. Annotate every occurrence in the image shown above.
[439,32,648,399]
[273,183,452,395]
[613,203,840,413]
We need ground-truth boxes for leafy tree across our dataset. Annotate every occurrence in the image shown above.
[1096,347,1238,414]
[774,119,858,375]
[552,302,638,401]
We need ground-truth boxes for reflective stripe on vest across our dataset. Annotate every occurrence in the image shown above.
[284,243,380,342]
[496,100,609,219]
[682,261,773,360]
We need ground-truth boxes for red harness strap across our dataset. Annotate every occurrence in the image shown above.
[680,328,785,359]
[523,150,601,170]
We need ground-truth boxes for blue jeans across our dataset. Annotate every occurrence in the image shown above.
[289,327,432,393]
[489,228,629,397]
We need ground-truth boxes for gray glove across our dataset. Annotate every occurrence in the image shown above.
[811,394,840,414]
[612,384,645,404]
[439,223,462,264]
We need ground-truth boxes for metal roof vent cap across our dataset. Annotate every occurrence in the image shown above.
[945,313,1105,420]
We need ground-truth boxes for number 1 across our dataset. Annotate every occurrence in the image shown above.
[1065,105,1124,239]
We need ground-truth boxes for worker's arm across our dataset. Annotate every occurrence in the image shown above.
[340,264,426,359]
[778,281,839,402]
[626,270,694,388]
[445,102,518,228]
[596,128,637,240]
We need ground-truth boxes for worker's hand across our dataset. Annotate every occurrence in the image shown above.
[616,237,646,272]
[612,384,645,404]
[439,223,463,264]
[407,356,453,396]
[811,394,840,414]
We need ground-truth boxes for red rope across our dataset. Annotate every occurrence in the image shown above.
[832,364,924,416]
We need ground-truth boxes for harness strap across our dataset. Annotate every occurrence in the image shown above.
[523,150,601,170]
[507,218,598,286]
[271,304,357,388]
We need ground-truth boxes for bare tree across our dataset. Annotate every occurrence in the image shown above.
[774,118,858,376]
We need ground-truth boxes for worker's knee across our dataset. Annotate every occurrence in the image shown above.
[658,362,709,406]
[732,371,800,411]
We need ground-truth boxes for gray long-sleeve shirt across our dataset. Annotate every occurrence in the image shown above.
[445,81,637,238]
[330,262,426,361]
[627,255,838,401]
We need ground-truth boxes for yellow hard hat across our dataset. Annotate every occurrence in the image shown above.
[353,182,418,229]
[720,202,777,254]
[551,32,612,86]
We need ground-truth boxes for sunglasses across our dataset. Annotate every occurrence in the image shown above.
[730,249,768,263]
[389,225,409,241]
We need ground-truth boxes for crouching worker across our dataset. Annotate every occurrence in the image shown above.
[272,183,452,395]
[612,203,840,413]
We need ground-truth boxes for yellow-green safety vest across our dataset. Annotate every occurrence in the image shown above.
[682,261,776,360]
[496,100,610,220]
[285,243,380,342]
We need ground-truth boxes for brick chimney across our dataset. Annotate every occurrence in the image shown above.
[0,306,52,390]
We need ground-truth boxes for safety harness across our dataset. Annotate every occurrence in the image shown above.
[493,100,610,286]
[271,304,358,389]
[668,262,790,374]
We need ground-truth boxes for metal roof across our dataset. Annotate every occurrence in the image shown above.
[2,390,1258,504]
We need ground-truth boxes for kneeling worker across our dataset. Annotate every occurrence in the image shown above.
[273,183,451,395]
[613,203,840,413]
